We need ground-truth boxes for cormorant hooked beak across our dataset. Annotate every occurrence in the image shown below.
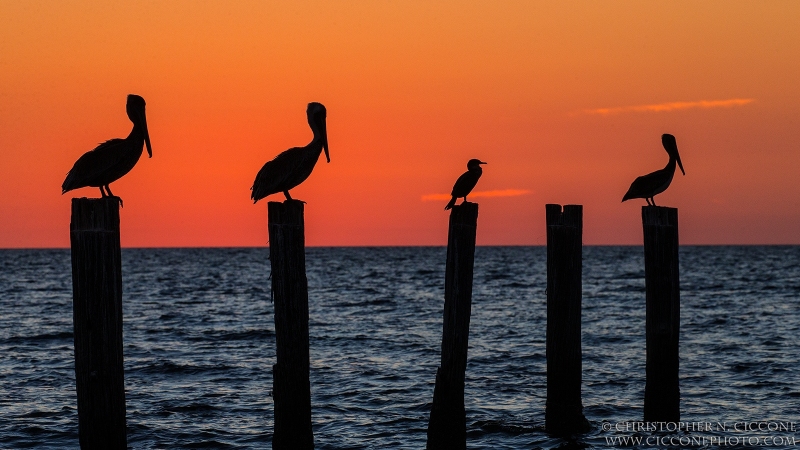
[467,159,487,170]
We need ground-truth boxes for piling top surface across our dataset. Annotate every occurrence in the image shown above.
[449,202,479,226]
[268,200,305,226]
[70,198,120,232]
[642,205,678,226]
[545,204,582,228]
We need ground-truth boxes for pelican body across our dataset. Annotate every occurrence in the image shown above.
[62,94,152,201]
[445,159,487,210]
[251,102,329,203]
[622,134,684,206]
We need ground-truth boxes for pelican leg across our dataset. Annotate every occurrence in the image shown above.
[650,197,657,206]
[283,190,293,201]
[99,187,107,197]
[105,185,123,207]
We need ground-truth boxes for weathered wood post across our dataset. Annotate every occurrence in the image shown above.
[642,206,680,422]
[427,202,479,450]
[545,204,590,435]
[268,199,314,449]
[70,197,127,449]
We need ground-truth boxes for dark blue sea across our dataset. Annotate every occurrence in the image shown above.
[1,247,799,449]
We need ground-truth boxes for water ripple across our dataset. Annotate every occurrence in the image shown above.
[0,247,798,448]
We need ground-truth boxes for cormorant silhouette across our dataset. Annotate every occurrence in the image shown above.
[251,102,329,203]
[445,159,487,210]
[622,134,684,206]
[61,94,152,204]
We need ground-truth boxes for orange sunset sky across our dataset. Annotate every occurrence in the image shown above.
[1,1,799,247]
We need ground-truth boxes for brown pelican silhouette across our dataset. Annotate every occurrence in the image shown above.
[445,159,487,210]
[622,134,684,206]
[251,102,329,203]
[61,94,152,203]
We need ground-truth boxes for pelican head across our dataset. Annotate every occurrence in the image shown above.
[467,159,487,170]
[662,134,683,175]
[126,94,152,158]
[308,102,328,163]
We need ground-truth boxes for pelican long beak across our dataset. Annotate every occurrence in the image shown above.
[662,134,681,175]
[141,109,152,158]
[321,116,329,163]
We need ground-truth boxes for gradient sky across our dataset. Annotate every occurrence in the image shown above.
[1,1,799,247]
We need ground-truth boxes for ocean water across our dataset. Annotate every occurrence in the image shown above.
[0,246,799,449]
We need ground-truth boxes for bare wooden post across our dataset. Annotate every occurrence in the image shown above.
[642,206,680,422]
[545,204,590,435]
[70,197,126,449]
[427,202,478,450]
[268,200,314,449]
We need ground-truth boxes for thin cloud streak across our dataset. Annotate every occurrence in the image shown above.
[421,189,532,202]
[579,98,755,116]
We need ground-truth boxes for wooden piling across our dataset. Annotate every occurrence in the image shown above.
[642,206,680,422]
[545,204,590,435]
[268,200,314,449]
[427,202,479,450]
[70,197,127,449]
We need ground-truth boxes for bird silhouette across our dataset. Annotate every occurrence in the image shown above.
[622,134,684,206]
[62,94,152,204]
[251,102,329,203]
[445,159,487,210]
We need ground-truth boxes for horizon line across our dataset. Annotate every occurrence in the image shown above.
[2,243,799,250]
